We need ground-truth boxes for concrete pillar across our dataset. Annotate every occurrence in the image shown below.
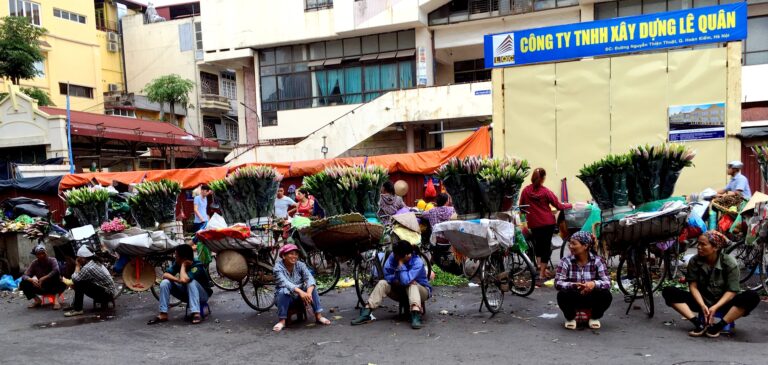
[406,125,415,153]
[580,3,594,22]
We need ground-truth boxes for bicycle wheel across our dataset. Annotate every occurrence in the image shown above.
[150,259,181,307]
[504,251,535,297]
[726,242,765,290]
[239,262,276,311]
[306,251,341,296]
[636,254,655,318]
[353,251,379,307]
[480,257,504,313]
[208,259,241,291]
[617,246,666,296]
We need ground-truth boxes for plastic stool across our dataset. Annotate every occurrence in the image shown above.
[575,309,592,325]
[41,293,65,306]
[287,301,307,323]
[698,312,735,334]
[185,302,211,320]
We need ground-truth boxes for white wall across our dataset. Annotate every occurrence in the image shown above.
[743,64,768,103]
[261,104,358,140]
[123,14,200,134]
[0,90,68,161]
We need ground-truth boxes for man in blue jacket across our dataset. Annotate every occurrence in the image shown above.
[351,240,431,329]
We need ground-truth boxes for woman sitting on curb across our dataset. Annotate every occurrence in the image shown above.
[662,230,760,337]
[273,244,331,332]
[554,231,612,330]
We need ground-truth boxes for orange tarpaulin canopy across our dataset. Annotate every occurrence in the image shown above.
[58,127,490,190]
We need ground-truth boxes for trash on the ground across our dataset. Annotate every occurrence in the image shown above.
[538,313,558,319]
[468,283,479,287]
[543,279,554,287]
[336,278,355,288]
[663,321,673,326]
[552,338,559,343]
[333,315,343,320]
[472,330,488,334]
[439,310,449,315]
[315,340,341,346]
[306,323,316,327]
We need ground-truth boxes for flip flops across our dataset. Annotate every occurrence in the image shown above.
[272,322,286,332]
[147,316,168,325]
[316,317,331,325]
[564,320,577,330]
[589,319,601,329]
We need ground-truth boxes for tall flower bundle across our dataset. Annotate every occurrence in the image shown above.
[751,145,768,186]
[64,186,110,227]
[210,165,283,224]
[302,165,388,217]
[436,156,530,215]
[128,195,156,228]
[132,179,182,224]
[579,143,695,209]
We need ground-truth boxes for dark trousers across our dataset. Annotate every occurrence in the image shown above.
[531,225,555,261]
[72,280,114,311]
[662,286,760,317]
[557,289,613,320]
[19,275,67,300]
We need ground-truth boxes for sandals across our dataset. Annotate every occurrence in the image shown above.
[28,300,42,309]
[147,316,168,325]
[273,322,286,332]
[564,320,577,330]
[191,313,202,325]
[589,319,601,329]
[316,317,331,325]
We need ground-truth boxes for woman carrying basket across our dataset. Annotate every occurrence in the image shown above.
[519,168,572,284]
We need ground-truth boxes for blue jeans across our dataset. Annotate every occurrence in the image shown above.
[276,288,323,320]
[159,279,208,314]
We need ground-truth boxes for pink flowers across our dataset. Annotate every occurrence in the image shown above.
[100,218,128,233]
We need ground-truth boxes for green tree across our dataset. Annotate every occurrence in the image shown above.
[0,16,46,85]
[21,87,54,106]
[143,74,195,127]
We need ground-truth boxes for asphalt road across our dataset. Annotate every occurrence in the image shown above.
[1,281,767,365]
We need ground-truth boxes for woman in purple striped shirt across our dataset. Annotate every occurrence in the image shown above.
[554,231,612,330]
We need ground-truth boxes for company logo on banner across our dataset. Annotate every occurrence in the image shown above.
[484,3,747,68]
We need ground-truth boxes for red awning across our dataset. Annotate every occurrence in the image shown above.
[40,107,218,148]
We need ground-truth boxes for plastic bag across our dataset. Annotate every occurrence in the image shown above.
[0,274,20,291]
[207,213,227,229]
[718,214,735,233]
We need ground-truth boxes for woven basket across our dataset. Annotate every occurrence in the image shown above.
[601,210,688,255]
[199,233,269,253]
[711,201,740,217]
[309,222,384,257]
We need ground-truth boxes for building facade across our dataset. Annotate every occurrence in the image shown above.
[197,0,767,165]
[122,1,241,162]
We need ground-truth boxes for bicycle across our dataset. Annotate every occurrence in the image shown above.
[238,246,278,311]
[352,242,432,309]
[289,227,341,296]
[619,244,655,317]
[725,237,768,292]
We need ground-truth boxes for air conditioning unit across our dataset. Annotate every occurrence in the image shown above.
[107,31,119,42]
[108,83,120,92]
[107,42,119,53]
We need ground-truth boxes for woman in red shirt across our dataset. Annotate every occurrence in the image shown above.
[519,168,572,283]
[290,188,314,218]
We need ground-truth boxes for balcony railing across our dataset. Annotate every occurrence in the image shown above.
[200,94,232,112]
[428,0,578,26]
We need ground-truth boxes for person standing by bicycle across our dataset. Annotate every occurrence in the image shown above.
[63,246,117,317]
[661,231,760,337]
[519,168,572,284]
[555,231,612,330]
[192,184,212,232]
[351,240,431,329]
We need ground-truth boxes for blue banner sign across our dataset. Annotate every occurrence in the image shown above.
[484,3,747,68]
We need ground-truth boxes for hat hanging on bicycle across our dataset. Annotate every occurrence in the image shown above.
[570,231,595,247]
[278,244,300,257]
[30,244,46,255]
[727,160,744,169]
[76,246,94,258]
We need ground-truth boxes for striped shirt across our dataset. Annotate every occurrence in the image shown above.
[555,252,611,291]
[72,260,117,297]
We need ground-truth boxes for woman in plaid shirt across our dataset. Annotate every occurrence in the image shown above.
[555,231,612,330]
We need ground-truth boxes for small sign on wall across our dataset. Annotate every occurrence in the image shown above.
[417,47,428,86]
[668,102,725,141]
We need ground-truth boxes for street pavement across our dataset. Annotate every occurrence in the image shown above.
[1,281,766,365]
